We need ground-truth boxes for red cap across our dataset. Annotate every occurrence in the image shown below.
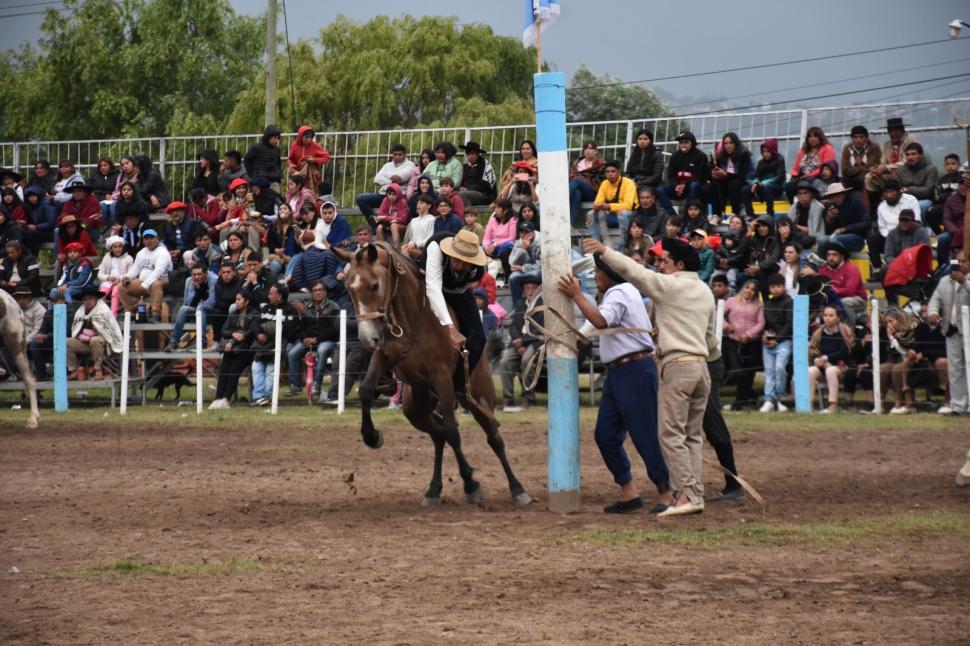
[165,201,187,213]
[229,178,250,191]
[64,242,85,253]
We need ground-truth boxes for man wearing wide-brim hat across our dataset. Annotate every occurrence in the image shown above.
[60,179,102,242]
[816,181,871,253]
[583,236,717,518]
[458,141,497,206]
[865,116,918,194]
[67,284,124,381]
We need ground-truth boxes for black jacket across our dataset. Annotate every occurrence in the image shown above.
[823,192,870,236]
[508,294,544,345]
[244,125,283,182]
[214,275,243,314]
[737,231,781,271]
[192,149,221,196]
[220,308,260,350]
[763,293,793,340]
[114,194,150,224]
[632,205,668,240]
[300,298,341,342]
[666,147,709,185]
[87,171,119,201]
[240,267,272,305]
[252,301,301,360]
[0,251,41,295]
[134,156,170,208]
[626,146,664,186]
[754,155,786,185]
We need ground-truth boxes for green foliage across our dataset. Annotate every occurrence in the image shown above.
[566,65,673,123]
[0,0,264,140]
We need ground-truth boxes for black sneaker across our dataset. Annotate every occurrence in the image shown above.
[707,487,746,502]
[603,497,644,514]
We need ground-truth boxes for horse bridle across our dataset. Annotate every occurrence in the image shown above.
[354,242,426,344]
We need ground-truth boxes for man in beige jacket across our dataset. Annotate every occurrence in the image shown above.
[583,236,717,516]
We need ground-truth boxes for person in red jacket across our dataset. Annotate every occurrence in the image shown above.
[817,240,867,321]
[55,215,96,264]
[785,127,836,201]
[60,180,102,243]
[287,125,331,197]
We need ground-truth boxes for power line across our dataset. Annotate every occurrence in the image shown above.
[0,6,69,18]
[1,0,62,8]
[571,37,966,90]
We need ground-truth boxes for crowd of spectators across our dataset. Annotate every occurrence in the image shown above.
[0,117,967,416]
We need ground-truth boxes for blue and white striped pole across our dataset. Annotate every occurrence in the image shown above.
[53,303,68,412]
[792,294,811,413]
[535,71,581,513]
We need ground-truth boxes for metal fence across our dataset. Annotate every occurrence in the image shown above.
[1,98,967,206]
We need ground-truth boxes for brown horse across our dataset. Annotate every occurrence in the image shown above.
[0,289,39,429]
[333,242,531,506]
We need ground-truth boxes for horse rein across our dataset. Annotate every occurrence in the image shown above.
[354,242,427,355]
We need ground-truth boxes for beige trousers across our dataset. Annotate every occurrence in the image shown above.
[67,336,107,371]
[658,359,711,503]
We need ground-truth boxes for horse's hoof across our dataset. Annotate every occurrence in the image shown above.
[362,429,383,449]
[465,486,484,505]
[422,496,442,507]
[512,492,533,507]
[25,417,38,430]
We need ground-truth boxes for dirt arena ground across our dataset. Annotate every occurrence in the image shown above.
[1,407,968,645]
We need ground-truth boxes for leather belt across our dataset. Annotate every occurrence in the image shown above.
[606,350,653,369]
[669,354,706,363]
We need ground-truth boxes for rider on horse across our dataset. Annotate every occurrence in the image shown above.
[421,228,489,390]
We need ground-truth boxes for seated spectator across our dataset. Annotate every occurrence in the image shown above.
[775,216,810,253]
[407,174,437,219]
[27,160,56,196]
[500,163,539,217]
[786,181,825,237]
[475,287,504,371]
[166,265,218,351]
[808,305,855,413]
[0,168,23,201]
[239,254,272,305]
[746,138,786,217]
[736,215,780,296]
[437,177,465,218]
[942,177,967,265]
[163,201,203,268]
[406,149,434,198]
[286,280,340,398]
[480,197,518,279]
[209,291,260,410]
[679,198,708,235]
[626,129,665,190]
[433,197,462,235]
[881,308,920,414]
[928,249,970,415]
[289,231,331,291]
[67,286,123,381]
[817,241,867,321]
[568,139,606,222]
[87,156,119,231]
[250,177,282,219]
[711,132,754,217]
[882,208,929,270]
[96,235,133,316]
[217,150,248,194]
[182,230,222,274]
[248,283,301,406]
[20,186,56,254]
[817,159,841,192]
[623,216,652,260]
[865,117,918,199]
[119,228,172,322]
[662,214,683,242]
[424,141,463,192]
[629,186,668,243]
[895,142,938,215]
[777,242,806,298]
[244,125,284,192]
[0,207,23,251]
[356,144,416,219]
[760,273,793,412]
[265,203,298,278]
[285,174,314,217]
[216,178,263,251]
[313,200,352,250]
[913,302,950,411]
[193,149,221,197]
[508,220,541,305]
[711,273,733,301]
[12,285,45,374]
[109,156,140,202]
[928,153,963,233]
[133,155,170,211]
[840,125,882,195]
[1,187,25,225]
[187,187,224,236]
[59,180,102,243]
[589,160,638,250]
[294,201,317,238]
[843,310,877,410]
[55,216,95,265]
[656,131,709,216]
[722,279,765,410]
[373,183,409,246]
[499,274,543,412]
[110,181,149,237]
[210,260,243,341]
[518,202,540,232]
[28,291,58,380]
[458,141,496,207]
[499,140,539,198]
[462,209,484,242]
[51,159,84,206]
[287,126,331,196]
[400,195,439,259]
[785,127,836,200]
[817,182,870,253]
[869,179,921,268]
[117,211,146,259]
[0,240,40,295]
[688,229,715,283]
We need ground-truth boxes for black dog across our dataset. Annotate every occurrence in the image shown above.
[153,370,193,401]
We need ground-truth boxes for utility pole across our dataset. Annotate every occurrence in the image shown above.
[264,0,278,127]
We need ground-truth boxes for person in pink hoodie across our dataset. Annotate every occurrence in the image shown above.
[785,127,836,201]
[375,183,410,246]
[482,197,518,281]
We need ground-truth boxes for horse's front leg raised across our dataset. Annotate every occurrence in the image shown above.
[358,351,388,449]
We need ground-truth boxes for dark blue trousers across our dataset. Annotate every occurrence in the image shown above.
[594,357,670,492]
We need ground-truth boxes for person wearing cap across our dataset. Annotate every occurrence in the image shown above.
[589,160,638,251]
[655,131,710,217]
[786,180,825,238]
[928,249,970,416]
[869,178,921,268]
[865,117,919,196]
[51,241,94,303]
[583,236,717,518]
[882,208,930,270]
[244,125,283,191]
[356,143,417,218]
[688,229,715,283]
[817,182,870,253]
[67,286,123,381]
[162,201,204,267]
[817,240,867,321]
[120,227,172,322]
[507,219,542,305]
[458,141,497,207]
[568,140,606,222]
[559,254,672,514]
[59,179,102,242]
[498,273,543,412]
[96,235,133,316]
[894,142,939,216]
[840,125,882,195]
[0,240,41,296]
[419,229,490,392]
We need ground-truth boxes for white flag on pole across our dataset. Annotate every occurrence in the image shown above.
[523,0,560,47]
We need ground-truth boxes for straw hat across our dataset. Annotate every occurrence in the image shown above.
[440,229,488,266]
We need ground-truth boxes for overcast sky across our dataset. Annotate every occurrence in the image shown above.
[2,0,970,110]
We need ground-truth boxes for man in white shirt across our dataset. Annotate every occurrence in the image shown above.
[928,249,970,416]
[119,228,173,323]
[869,179,922,268]
[355,144,416,223]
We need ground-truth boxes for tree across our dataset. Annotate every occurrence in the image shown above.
[0,0,264,140]
[566,65,673,123]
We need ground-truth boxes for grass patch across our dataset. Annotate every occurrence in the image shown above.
[572,512,970,548]
[87,556,263,577]
[250,443,318,453]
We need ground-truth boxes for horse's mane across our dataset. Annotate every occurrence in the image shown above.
[356,241,423,283]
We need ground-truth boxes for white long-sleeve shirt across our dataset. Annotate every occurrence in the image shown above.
[876,193,921,237]
[403,213,435,250]
[374,160,416,194]
[425,241,454,326]
[126,243,173,288]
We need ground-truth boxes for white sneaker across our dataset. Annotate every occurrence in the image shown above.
[938,406,954,415]
[957,450,970,486]
[208,398,229,410]
[776,401,789,413]
[889,406,911,415]
[759,401,774,413]
[502,405,524,413]
[657,499,704,517]
[819,408,832,414]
